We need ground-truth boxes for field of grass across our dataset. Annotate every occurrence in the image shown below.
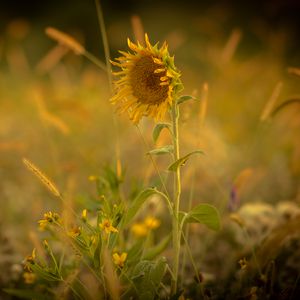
[1,1,300,299]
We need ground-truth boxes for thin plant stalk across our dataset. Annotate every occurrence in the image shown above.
[181,232,205,298]
[171,101,182,294]
[135,124,172,207]
[83,50,107,71]
[180,171,195,285]
[94,0,113,91]
[94,0,122,181]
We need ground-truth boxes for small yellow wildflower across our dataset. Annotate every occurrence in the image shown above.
[111,34,182,124]
[38,211,60,230]
[99,219,118,234]
[88,175,98,181]
[23,249,36,272]
[23,272,36,284]
[68,226,82,238]
[81,209,87,222]
[144,216,160,229]
[131,223,148,237]
[25,248,36,264]
[112,252,127,268]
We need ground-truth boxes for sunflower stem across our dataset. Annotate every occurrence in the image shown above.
[171,101,181,295]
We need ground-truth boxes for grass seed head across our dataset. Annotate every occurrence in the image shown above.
[45,27,85,55]
[23,158,61,197]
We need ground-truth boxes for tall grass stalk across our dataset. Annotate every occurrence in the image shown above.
[94,0,122,181]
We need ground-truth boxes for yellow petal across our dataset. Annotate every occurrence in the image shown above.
[160,81,169,86]
[145,33,152,50]
[127,38,139,52]
[154,68,165,74]
[160,76,169,81]
[120,252,127,261]
[110,60,122,67]
[112,70,128,76]
[152,57,163,65]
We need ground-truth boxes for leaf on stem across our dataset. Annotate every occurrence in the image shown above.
[93,237,102,269]
[184,204,221,231]
[125,188,166,225]
[152,123,172,143]
[168,150,204,172]
[149,257,167,287]
[177,95,197,105]
[147,145,174,155]
[130,257,167,299]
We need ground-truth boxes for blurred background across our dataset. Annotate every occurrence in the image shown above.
[1,0,300,296]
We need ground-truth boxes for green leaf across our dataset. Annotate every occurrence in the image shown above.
[30,264,61,281]
[149,256,167,287]
[185,204,221,231]
[147,145,173,155]
[177,95,197,105]
[168,150,204,172]
[130,260,153,280]
[152,123,171,143]
[74,236,89,252]
[93,236,102,269]
[124,188,159,225]
[144,235,171,260]
[130,258,167,300]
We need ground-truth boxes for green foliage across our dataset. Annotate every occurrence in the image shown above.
[152,122,172,143]
[184,203,221,231]
[93,236,102,269]
[176,95,197,105]
[147,145,174,155]
[168,150,204,171]
[124,188,160,225]
[30,263,61,282]
[129,257,167,300]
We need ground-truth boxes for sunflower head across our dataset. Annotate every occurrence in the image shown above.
[111,34,182,124]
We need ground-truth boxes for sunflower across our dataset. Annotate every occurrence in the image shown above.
[110,34,182,124]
